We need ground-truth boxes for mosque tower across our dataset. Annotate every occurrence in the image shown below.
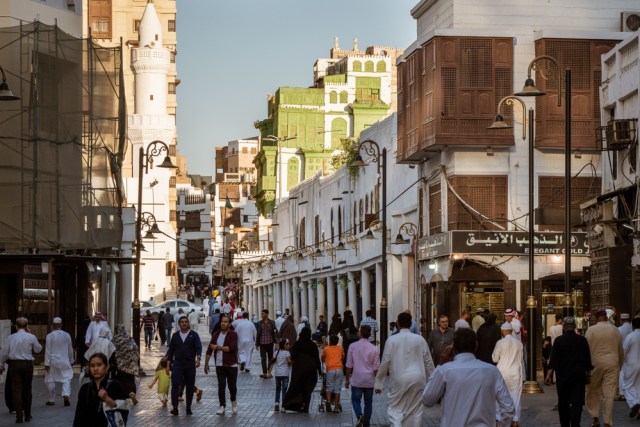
[126,0,177,302]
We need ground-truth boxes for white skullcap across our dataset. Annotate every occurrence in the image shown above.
[500,322,513,330]
[52,317,62,324]
[605,308,615,320]
[621,313,631,319]
[275,310,282,316]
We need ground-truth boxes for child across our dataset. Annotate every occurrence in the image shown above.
[148,357,170,406]
[272,338,292,413]
[542,336,553,384]
[321,334,344,413]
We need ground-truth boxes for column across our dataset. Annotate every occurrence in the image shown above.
[293,278,301,324]
[274,281,282,314]
[308,282,316,329]
[268,283,275,316]
[300,280,308,320]
[284,279,292,315]
[337,275,346,315]
[109,264,117,330]
[251,287,258,317]
[317,278,326,322]
[376,263,383,331]
[361,268,371,318]
[326,276,335,322]
[119,248,132,330]
[258,286,264,313]
[347,271,357,316]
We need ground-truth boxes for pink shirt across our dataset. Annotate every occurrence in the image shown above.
[346,338,380,388]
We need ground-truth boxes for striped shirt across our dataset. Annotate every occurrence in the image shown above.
[360,317,379,343]
[142,315,155,331]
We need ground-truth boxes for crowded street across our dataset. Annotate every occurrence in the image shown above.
[0,319,638,427]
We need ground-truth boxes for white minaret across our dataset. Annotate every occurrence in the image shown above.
[125,0,177,303]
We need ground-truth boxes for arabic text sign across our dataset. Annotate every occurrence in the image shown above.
[418,231,589,260]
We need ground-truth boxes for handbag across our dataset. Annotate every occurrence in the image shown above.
[103,399,130,427]
[268,349,281,375]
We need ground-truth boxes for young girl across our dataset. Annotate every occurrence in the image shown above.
[148,357,171,406]
[272,338,292,413]
[73,352,128,426]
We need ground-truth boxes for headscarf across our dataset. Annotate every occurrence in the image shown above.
[111,324,139,376]
[328,314,342,336]
[84,327,115,361]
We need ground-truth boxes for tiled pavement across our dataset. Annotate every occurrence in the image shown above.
[2,321,640,426]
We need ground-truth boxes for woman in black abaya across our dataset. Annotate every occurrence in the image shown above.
[282,327,322,413]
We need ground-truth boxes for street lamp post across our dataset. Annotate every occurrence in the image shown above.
[515,57,574,316]
[353,139,388,351]
[393,222,419,330]
[489,96,542,393]
[133,141,176,349]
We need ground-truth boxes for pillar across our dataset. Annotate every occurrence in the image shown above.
[109,264,117,330]
[347,271,357,316]
[268,283,275,316]
[361,268,371,318]
[274,281,282,314]
[317,278,326,322]
[338,275,346,315]
[300,280,308,320]
[308,281,316,329]
[327,276,335,322]
[119,248,132,331]
[284,279,292,315]
[293,277,301,325]
[258,286,264,313]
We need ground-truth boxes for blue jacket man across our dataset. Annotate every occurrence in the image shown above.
[166,315,202,416]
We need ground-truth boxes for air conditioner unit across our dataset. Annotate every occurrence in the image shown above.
[621,11,640,32]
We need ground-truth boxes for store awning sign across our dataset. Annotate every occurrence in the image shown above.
[418,231,589,260]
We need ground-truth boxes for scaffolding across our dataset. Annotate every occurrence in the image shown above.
[0,21,125,254]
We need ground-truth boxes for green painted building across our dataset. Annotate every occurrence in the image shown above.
[253,41,403,216]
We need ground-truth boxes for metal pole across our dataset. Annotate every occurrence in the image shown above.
[132,146,143,349]
[524,108,543,393]
[563,69,574,318]
[380,148,388,352]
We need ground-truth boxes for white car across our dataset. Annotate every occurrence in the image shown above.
[147,299,205,320]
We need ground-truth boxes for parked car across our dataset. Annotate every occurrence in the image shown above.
[148,299,205,321]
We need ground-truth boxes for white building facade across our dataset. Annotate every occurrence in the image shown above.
[243,114,420,332]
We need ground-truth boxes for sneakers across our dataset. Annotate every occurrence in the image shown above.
[216,406,225,415]
[631,403,640,418]
[195,388,203,402]
[355,415,366,427]
[274,403,279,412]
[325,401,332,412]
[245,368,250,373]
[170,407,179,416]
[129,392,138,405]
[232,401,238,414]
[63,396,70,407]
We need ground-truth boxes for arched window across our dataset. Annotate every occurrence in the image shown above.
[353,61,362,72]
[287,157,299,190]
[376,61,386,72]
[299,217,306,248]
[330,118,348,149]
[364,61,374,72]
[339,91,348,103]
[329,90,337,104]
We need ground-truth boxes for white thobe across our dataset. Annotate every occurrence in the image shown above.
[492,335,524,422]
[621,330,640,407]
[549,324,563,344]
[510,318,522,341]
[45,329,74,400]
[233,318,257,366]
[620,323,633,341]
[375,329,435,427]
[274,316,285,332]
[188,311,199,327]
[85,321,111,345]
[472,315,485,332]
[422,353,515,427]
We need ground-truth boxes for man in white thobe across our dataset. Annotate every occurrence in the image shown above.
[423,328,515,427]
[621,318,640,417]
[233,312,257,373]
[44,317,74,406]
[472,309,487,332]
[504,308,521,341]
[274,310,285,332]
[375,312,435,427]
[619,313,633,341]
[493,322,524,424]
[84,312,111,347]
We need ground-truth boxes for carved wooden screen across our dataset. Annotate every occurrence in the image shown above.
[538,176,602,231]
[447,176,508,230]
[88,0,112,39]
[428,182,442,235]
[534,39,617,150]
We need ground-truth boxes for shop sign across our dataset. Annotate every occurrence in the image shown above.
[418,231,589,260]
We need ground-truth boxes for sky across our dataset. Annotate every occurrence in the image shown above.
[176,0,418,176]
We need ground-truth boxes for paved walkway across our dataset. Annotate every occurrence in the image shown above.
[1,321,639,426]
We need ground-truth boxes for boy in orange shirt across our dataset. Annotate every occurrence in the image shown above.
[321,334,344,413]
